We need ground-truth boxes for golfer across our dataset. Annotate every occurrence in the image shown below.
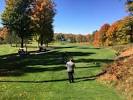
[66,59,75,83]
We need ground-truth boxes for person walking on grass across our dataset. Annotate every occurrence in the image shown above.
[66,59,75,83]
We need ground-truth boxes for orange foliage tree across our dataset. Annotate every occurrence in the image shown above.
[93,31,100,47]
[0,27,8,40]
[31,0,55,47]
[106,16,133,46]
[98,24,110,46]
[93,24,110,47]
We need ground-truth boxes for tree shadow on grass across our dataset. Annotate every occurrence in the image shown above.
[0,50,95,76]
[76,65,100,69]
[0,65,66,76]
[52,45,78,49]
[76,47,101,49]
[75,58,114,63]
[0,75,96,83]
[0,47,112,84]
[0,53,18,59]
[0,46,113,77]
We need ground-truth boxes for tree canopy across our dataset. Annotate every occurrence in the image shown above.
[2,0,56,49]
[31,0,56,47]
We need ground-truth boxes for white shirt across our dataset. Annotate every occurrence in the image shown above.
[66,61,75,72]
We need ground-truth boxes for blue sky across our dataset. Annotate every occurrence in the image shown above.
[0,0,5,27]
[0,0,128,34]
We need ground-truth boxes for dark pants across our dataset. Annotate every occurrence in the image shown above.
[68,72,74,83]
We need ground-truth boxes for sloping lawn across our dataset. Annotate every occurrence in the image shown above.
[0,44,125,100]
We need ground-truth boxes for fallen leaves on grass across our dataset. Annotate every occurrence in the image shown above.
[98,47,133,100]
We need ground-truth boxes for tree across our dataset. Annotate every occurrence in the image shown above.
[41,24,54,47]
[0,27,8,43]
[93,31,100,47]
[64,34,77,43]
[55,33,65,41]
[126,0,133,42]
[126,0,133,15]
[2,0,34,49]
[85,34,90,43]
[98,24,110,46]
[31,0,55,49]
[105,16,133,45]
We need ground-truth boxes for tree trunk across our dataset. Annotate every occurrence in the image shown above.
[45,43,48,47]
[40,40,43,46]
[38,41,39,48]
[39,35,44,52]
[10,42,13,47]
[25,43,27,53]
[16,43,17,47]
[21,36,24,48]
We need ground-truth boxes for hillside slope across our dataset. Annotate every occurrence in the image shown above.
[99,46,133,100]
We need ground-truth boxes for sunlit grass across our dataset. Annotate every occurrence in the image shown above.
[0,43,125,100]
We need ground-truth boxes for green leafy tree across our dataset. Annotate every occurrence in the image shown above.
[2,0,33,48]
[126,0,133,42]
[55,33,65,41]
[126,0,133,15]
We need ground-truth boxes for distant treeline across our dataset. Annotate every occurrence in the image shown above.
[1,0,133,47]
[93,16,133,47]
[55,16,133,46]
[1,16,133,47]
[54,33,90,43]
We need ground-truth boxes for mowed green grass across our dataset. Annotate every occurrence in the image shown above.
[0,44,124,100]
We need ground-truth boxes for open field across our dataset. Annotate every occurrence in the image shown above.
[0,43,125,100]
